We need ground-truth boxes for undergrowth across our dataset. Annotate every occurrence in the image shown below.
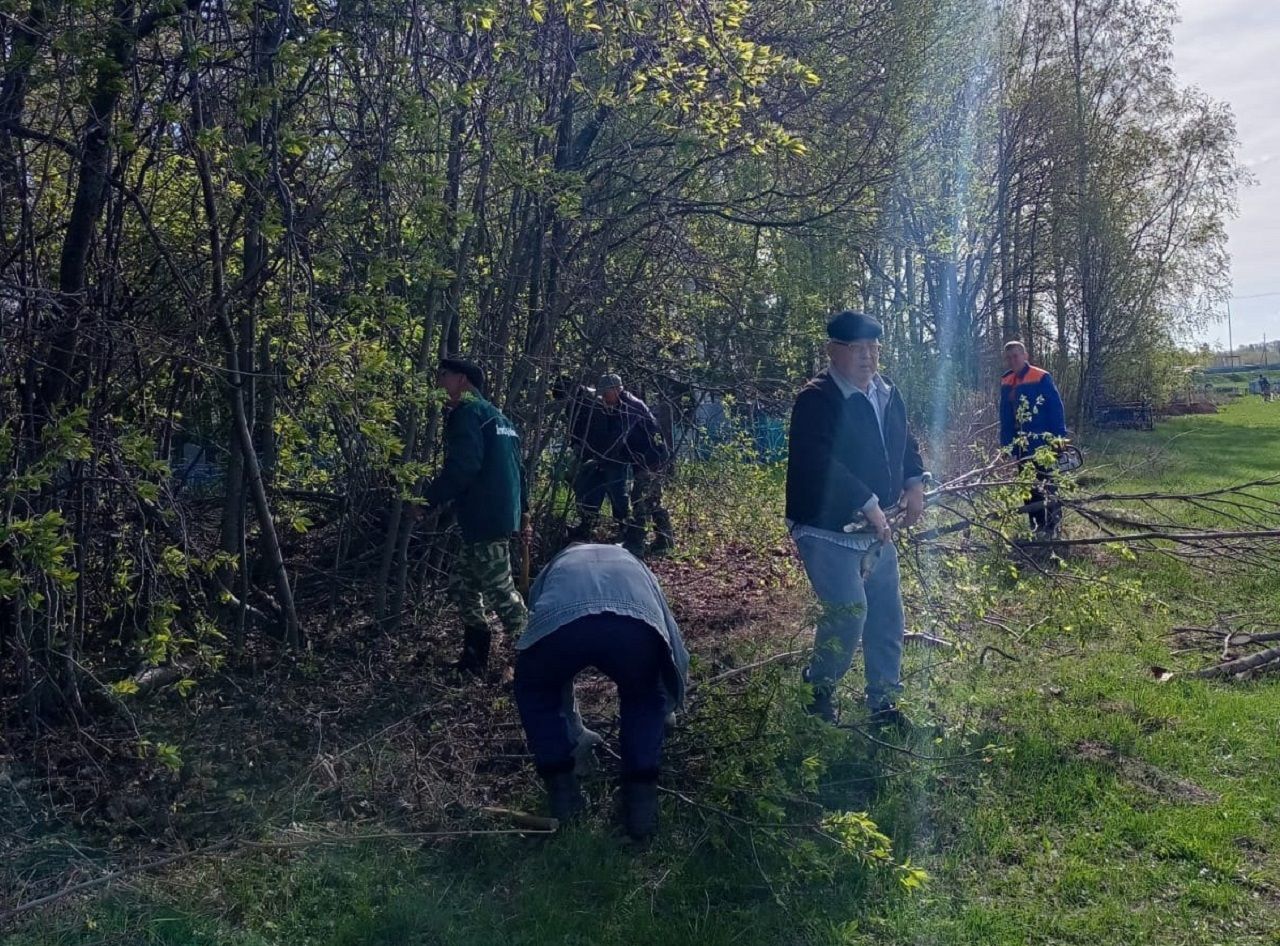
[6,400,1280,945]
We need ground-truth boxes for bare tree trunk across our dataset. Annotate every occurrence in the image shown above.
[373,289,439,628]
[187,10,300,647]
[375,12,476,629]
[1071,0,1100,422]
[1021,204,1040,356]
[1053,246,1070,399]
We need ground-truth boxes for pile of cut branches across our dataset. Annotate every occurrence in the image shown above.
[915,462,1280,570]
[1157,614,1280,681]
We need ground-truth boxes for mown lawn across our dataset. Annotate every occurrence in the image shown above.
[885,397,1280,945]
[6,399,1280,946]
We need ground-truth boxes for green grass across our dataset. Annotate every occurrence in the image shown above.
[7,400,1280,946]
[881,399,1280,945]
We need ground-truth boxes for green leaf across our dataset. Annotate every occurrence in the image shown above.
[111,679,140,697]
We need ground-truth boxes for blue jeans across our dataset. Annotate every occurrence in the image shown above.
[794,533,905,710]
[514,613,668,779]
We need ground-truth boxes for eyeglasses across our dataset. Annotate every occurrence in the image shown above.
[830,340,880,352]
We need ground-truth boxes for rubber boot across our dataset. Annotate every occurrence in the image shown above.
[611,518,631,546]
[647,531,674,556]
[621,775,660,843]
[649,511,675,555]
[567,516,596,542]
[543,769,585,823]
[453,624,492,676]
[622,521,647,557]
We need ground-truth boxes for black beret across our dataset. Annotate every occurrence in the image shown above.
[826,310,883,342]
[438,357,486,394]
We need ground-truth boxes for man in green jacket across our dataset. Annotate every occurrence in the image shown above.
[422,358,529,675]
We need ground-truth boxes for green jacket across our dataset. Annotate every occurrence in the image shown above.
[424,392,525,543]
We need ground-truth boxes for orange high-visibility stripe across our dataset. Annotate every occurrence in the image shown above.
[1002,365,1047,386]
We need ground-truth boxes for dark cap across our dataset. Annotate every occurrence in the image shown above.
[826,310,882,343]
[597,372,623,391]
[438,357,486,394]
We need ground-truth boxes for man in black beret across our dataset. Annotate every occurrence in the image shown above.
[438,357,486,393]
[421,358,530,674]
[784,311,928,726]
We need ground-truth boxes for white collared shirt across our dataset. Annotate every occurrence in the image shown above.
[829,367,891,441]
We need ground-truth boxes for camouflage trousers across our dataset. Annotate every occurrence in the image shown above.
[449,539,528,635]
[630,468,673,540]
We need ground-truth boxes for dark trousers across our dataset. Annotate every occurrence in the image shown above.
[514,614,668,779]
[573,461,630,526]
[1021,459,1061,533]
[630,467,673,540]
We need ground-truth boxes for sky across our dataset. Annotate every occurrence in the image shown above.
[1173,0,1280,351]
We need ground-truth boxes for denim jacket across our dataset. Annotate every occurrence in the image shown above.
[517,543,690,709]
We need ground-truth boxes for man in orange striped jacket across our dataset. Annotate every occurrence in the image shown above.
[999,340,1068,536]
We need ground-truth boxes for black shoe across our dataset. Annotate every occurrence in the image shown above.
[868,703,912,732]
[543,770,585,823]
[802,668,837,723]
[621,778,659,843]
[453,625,492,676]
[807,687,836,723]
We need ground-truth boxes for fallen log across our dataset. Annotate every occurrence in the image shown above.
[1192,644,1280,679]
